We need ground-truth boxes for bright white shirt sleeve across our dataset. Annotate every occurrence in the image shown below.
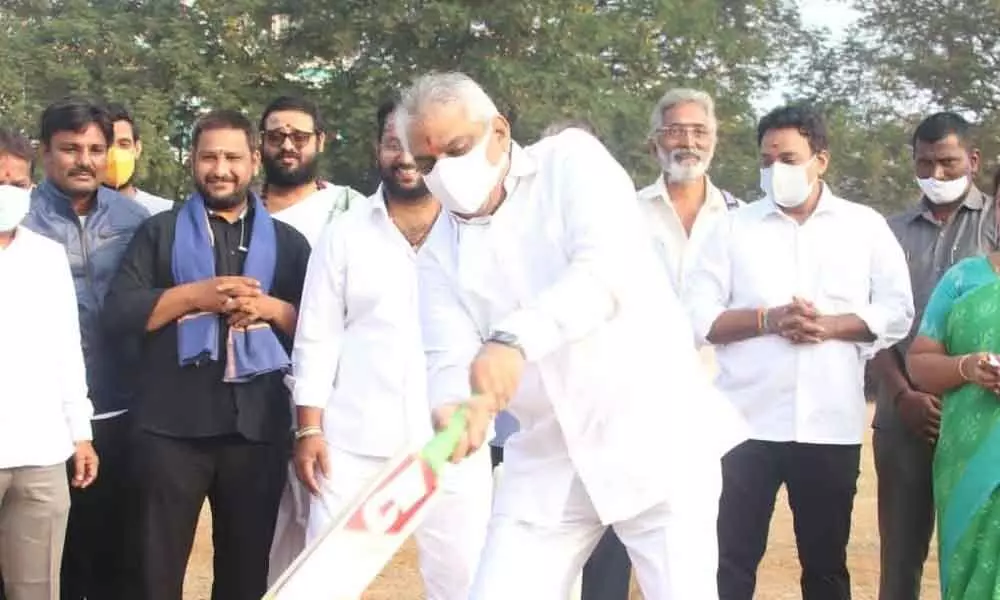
[54,248,93,442]
[418,253,483,410]
[682,214,734,347]
[492,132,638,361]
[292,223,347,409]
[854,212,914,359]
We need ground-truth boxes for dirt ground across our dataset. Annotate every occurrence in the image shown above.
[182,407,942,599]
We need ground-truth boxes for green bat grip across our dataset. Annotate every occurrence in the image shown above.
[420,407,468,474]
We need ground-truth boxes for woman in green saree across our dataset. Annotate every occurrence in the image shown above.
[908,254,1000,599]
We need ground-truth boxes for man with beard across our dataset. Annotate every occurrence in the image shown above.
[22,98,148,600]
[639,88,741,294]
[582,87,744,600]
[104,109,311,600]
[259,96,366,584]
[292,97,492,600]
[259,96,365,246]
[103,103,174,215]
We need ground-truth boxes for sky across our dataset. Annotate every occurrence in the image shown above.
[756,0,861,110]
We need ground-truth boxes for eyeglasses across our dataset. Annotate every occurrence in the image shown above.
[655,124,713,141]
[262,129,317,148]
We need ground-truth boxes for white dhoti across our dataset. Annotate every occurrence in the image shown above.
[267,461,311,586]
[306,443,493,600]
[471,464,722,600]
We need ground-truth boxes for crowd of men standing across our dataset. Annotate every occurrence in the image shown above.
[0,70,992,600]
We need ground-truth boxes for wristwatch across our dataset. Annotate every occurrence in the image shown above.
[487,330,526,359]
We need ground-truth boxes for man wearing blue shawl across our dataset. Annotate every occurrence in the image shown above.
[104,110,311,600]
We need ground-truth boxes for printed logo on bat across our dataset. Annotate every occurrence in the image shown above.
[346,457,436,534]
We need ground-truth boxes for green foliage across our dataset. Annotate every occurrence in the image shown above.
[7,0,992,215]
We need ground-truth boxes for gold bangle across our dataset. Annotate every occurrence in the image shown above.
[958,354,974,382]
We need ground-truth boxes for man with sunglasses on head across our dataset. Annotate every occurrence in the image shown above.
[259,96,365,247]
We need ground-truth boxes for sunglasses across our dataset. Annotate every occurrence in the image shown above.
[262,129,318,148]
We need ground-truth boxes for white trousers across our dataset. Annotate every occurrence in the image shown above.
[472,464,722,600]
[267,461,310,586]
[306,444,493,600]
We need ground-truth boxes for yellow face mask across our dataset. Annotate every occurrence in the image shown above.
[105,146,136,189]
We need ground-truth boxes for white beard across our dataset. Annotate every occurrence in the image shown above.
[657,147,712,183]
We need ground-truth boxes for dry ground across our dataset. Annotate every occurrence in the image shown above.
[183,406,942,599]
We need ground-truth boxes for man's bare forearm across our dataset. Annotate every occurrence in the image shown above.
[706,309,765,345]
[147,284,198,332]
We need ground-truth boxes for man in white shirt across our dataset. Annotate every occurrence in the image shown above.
[104,103,175,215]
[0,184,98,600]
[259,96,366,246]
[684,105,914,600]
[291,97,492,600]
[638,88,741,295]
[582,88,744,600]
[399,71,746,600]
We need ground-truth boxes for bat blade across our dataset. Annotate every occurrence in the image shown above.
[263,410,466,599]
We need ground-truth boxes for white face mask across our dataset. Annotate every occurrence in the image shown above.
[917,175,969,205]
[424,125,508,216]
[656,147,712,183]
[760,158,816,209]
[0,185,30,232]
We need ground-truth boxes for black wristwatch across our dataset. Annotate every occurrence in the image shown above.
[487,330,526,359]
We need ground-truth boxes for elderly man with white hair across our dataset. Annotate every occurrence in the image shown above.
[639,88,742,294]
[582,87,745,600]
[0,184,98,600]
[397,71,747,599]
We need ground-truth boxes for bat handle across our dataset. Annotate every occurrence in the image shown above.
[421,407,468,474]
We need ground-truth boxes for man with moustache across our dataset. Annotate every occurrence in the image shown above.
[21,98,148,600]
[638,88,741,294]
[104,109,311,600]
[103,103,174,215]
[870,112,998,600]
[292,97,492,600]
[260,96,366,583]
[0,129,33,189]
[258,96,365,246]
[581,88,744,600]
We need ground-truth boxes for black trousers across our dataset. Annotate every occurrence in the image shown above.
[581,528,632,600]
[61,414,138,600]
[717,440,860,600]
[134,430,286,600]
[872,426,935,600]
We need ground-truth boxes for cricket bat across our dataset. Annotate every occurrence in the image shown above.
[262,409,468,600]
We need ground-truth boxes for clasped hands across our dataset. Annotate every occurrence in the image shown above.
[765,296,838,345]
[432,342,525,464]
[191,275,279,328]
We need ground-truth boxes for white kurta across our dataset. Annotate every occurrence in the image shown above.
[418,129,748,599]
[637,174,741,378]
[284,190,491,599]
[267,181,369,585]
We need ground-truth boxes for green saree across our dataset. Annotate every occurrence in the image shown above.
[932,262,1000,599]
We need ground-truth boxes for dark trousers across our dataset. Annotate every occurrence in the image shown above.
[61,414,138,600]
[872,427,934,600]
[581,528,632,600]
[717,440,860,600]
[134,430,286,600]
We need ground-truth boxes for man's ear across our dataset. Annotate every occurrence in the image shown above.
[134,139,143,160]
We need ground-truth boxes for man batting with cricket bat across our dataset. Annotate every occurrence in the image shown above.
[287,97,492,600]
[401,72,749,599]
